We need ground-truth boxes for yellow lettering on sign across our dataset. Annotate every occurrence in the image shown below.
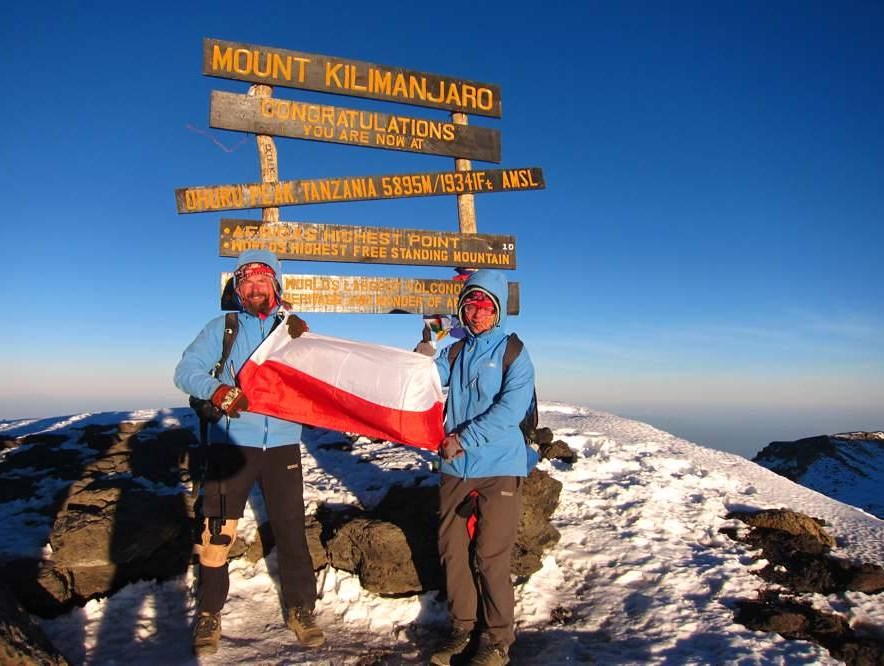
[452,251,510,266]
[325,63,343,88]
[430,282,463,295]
[391,74,408,98]
[212,45,233,72]
[370,70,392,96]
[212,45,310,82]
[389,247,450,262]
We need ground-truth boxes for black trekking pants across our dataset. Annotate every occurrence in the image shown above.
[198,443,316,613]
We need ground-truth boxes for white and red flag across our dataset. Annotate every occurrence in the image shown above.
[238,328,444,450]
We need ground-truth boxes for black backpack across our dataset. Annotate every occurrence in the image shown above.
[446,333,539,444]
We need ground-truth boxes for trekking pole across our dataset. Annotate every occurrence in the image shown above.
[316,564,329,600]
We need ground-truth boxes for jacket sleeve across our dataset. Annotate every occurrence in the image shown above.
[457,347,535,448]
[434,351,451,388]
[173,317,225,400]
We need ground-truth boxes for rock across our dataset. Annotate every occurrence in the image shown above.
[753,435,837,481]
[329,518,429,595]
[728,508,836,548]
[726,509,884,595]
[0,424,195,617]
[514,469,562,577]
[846,565,884,594]
[0,560,73,619]
[326,471,562,594]
[372,486,443,590]
[327,486,442,594]
[735,592,884,666]
[539,439,579,464]
[532,428,555,446]
[45,475,192,607]
[753,434,884,520]
[0,437,87,496]
[0,581,70,665]
[1,415,562,618]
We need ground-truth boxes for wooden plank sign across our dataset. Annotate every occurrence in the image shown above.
[221,273,520,315]
[176,167,544,213]
[203,38,502,118]
[210,91,501,163]
[219,220,516,269]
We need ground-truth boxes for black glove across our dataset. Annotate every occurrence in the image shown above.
[439,433,464,461]
[211,385,249,418]
[287,314,309,339]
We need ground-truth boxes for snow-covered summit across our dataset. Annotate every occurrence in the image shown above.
[753,431,884,520]
[1,403,882,664]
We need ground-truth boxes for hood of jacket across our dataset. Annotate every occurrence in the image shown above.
[457,269,508,334]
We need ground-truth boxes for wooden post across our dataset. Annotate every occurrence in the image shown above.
[452,112,477,234]
[248,84,279,223]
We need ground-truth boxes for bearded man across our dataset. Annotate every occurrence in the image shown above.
[174,249,321,656]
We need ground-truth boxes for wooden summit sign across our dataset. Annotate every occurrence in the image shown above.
[220,220,516,268]
[221,273,520,315]
[210,91,501,162]
[176,167,544,213]
[204,38,502,118]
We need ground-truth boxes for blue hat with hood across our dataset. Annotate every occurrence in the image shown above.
[456,269,508,331]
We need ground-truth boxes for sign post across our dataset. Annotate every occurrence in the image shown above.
[249,84,279,224]
[452,112,477,235]
[176,38,546,314]
[218,220,516,268]
[175,167,544,214]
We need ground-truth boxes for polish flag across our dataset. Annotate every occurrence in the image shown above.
[238,328,444,450]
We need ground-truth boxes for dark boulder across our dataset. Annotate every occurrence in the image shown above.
[513,469,562,577]
[725,508,883,595]
[0,581,70,665]
[326,470,562,594]
[539,439,579,464]
[1,423,194,617]
[329,517,430,595]
[736,591,884,666]
[727,508,836,548]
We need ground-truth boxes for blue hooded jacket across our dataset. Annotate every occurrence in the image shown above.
[174,249,302,448]
[434,270,537,478]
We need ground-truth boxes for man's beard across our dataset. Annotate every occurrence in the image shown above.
[240,291,274,315]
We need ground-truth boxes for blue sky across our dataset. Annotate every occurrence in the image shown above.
[2,1,882,456]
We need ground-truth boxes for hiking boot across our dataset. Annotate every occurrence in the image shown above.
[285,606,325,647]
[467,634,509,666]
[192,611,221,656]
[429,627,471,665]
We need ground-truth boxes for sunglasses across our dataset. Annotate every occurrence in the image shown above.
[463,302,496,315]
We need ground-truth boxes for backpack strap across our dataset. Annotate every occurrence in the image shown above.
[503,334,524,373]
[447,339,466,370]
[447,334,524,374]
[211,312,240,379]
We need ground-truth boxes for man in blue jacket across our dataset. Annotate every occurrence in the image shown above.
[174,249,322,656]
[423,269,536,666]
